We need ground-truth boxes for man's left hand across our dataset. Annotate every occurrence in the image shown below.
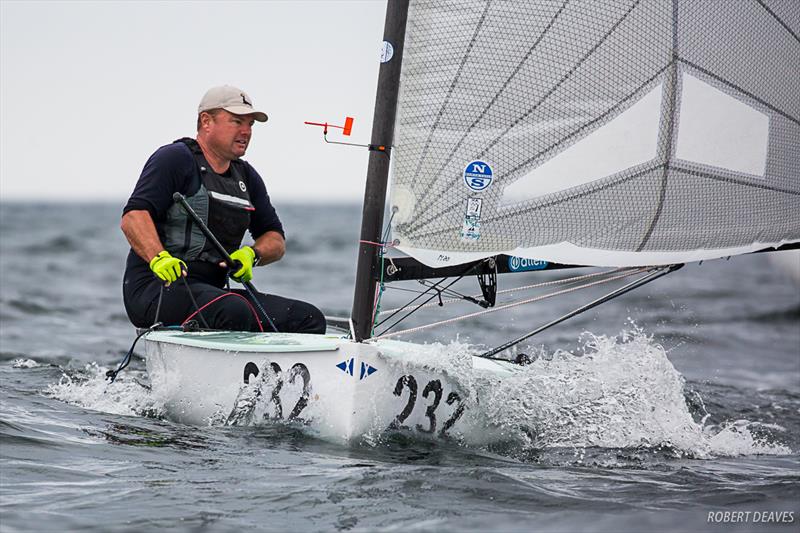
[229,246,256,282]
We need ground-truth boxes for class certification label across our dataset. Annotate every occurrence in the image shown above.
[461,198,482,242]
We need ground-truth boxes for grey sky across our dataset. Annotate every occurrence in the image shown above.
[1,0,386,203]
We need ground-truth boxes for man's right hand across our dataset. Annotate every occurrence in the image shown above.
[149,251,187,284]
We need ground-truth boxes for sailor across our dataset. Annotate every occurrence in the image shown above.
[120,85,326,334]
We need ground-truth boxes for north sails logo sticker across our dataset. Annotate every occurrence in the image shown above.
[463,161,493,192]
[238,180,247,192]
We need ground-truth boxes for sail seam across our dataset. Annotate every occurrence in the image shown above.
[678,59,800,125]
[756,0,800,44]
[667,164,800,195]
[637,0,679,252]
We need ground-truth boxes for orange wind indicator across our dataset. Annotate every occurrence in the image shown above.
[342,116,354,136]
[304,116,354,136]
[304,116,389,154]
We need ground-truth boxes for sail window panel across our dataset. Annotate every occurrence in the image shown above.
[500,83,663,206]
[677,0,800,120]
[674,73,770,178]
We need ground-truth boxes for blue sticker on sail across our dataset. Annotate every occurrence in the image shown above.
[463,161,493,191]
[508,256,548,272]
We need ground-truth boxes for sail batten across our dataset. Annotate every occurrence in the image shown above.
[390,0,800,268]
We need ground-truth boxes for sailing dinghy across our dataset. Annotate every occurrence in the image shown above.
[144,0,799,443]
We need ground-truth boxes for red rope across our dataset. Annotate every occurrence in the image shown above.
[181,292,264,332]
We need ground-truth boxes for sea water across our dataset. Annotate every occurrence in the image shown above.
[1,202,798,532]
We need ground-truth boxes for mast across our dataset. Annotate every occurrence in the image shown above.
[351,0,409,342]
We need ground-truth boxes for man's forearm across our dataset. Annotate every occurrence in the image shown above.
[252,231,285,266]
[121,210,166,264]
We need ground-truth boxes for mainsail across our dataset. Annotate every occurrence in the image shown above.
[389,0,800,267]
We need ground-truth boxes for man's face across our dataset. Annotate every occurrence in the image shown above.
[204,110,256,159]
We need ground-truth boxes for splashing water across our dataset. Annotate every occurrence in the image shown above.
[44,328,790,459]
[374,327,791,458]
[46,363,163,419]
[12,358,41,369]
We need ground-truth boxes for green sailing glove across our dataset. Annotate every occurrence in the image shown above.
[149,251,187,284]
[229,246,256,283]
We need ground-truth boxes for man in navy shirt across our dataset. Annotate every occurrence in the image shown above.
[121,85,325,334]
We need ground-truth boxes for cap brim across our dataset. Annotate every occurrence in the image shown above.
[222,105,268,122]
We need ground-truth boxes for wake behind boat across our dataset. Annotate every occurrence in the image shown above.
[143,0,799,443]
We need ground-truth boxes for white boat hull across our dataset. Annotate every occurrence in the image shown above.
[145,330,517,444]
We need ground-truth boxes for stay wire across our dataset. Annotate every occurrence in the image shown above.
[372,268,650,340]
[373,258,495,330]
[375,277,449,328]
[417,279,477,302]
[369,209,396,336]
[379,268,630,315]
[375,276,465,337]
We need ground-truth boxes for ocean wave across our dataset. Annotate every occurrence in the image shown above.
[21,235,83,254]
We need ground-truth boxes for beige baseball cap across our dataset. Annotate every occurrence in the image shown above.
[198,85,268,122]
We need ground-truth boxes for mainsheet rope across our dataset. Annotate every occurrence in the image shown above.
[370,267,648,340]
[378,267,633,315]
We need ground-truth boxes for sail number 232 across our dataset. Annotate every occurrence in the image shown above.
[389,375,466,437]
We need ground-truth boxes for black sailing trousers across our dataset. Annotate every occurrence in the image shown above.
[124,276,327,334]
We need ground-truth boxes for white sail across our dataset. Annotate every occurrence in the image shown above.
[389,0,800,267]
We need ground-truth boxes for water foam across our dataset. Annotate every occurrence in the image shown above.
[46,363,163,419]
[12,358,41,369]
[378,327,790,458]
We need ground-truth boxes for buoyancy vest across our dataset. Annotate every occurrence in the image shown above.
[161,138,254,263]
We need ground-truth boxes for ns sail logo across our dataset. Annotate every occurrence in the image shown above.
[463,161,493,192]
